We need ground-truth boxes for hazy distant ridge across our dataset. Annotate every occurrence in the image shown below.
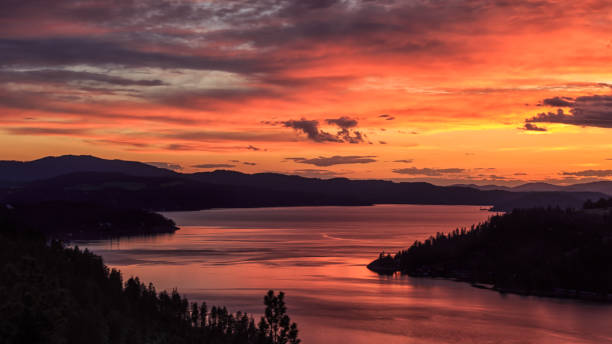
[0,155,176,182]
[0,155,608,211]
[451,181,612,196]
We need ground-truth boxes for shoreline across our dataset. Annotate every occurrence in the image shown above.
[367,259,612,303]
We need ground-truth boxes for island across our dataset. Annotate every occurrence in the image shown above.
[368,199,612,301]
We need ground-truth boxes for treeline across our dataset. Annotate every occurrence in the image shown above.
[368,207,612,300]
[2,201,178,239]
[0,209,300,343]
[584,197,612,209]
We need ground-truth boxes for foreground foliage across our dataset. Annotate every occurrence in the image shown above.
[369,205,612,299]
[0,207,300,344]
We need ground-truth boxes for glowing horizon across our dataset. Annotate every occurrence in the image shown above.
[2,0,612,186]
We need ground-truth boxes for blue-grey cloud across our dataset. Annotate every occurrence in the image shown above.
[280,117,365,143]
[193,163,236,169]
[525,94,612,129]
[286,155,376,167]
[146,162,183,170]
[561,169,612,177]
[522,123,547,132]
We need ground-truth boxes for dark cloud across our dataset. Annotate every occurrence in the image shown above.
[286,155,377,167]
[281,119,340,142]
[393,159,413,163]
[4,127,88,136]
[246,145,261,151]
[193,163,236,169]
[279,117,365,143]
[378,140,387,144]
[0,69,167,86]
[392,167,466,176]
[480,174,508,180]
[522,123,547,131]
[525,94,612,129]
[165,130,295,142]
[514,172,528,176]
[561,169,612,177]
[541,96,574,107]
[0,87,200,125]
[86,139,150,148]
[325,116,358,129]
[337,129,364,144]
[0,38,273,74]
[378,114,395,120]
[146,162,183,170]
[243,162,257,166]
[165,144,201,151]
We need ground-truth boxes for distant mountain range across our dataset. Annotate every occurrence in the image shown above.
[0,155,609,211]
[452,181,612,196]
[0,155,176,183]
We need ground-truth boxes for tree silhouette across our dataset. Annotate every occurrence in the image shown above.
[0,208,303,344]
[259,290,300,344]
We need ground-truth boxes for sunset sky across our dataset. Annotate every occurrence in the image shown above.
[2,0,612,185]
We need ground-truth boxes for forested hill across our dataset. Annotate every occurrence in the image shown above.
[1,170,605,212]
[368,200,612,300]
[0,208,300,344]
[1,201,179,239]
[0,155,176,183]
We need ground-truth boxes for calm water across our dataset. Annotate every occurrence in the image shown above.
[76,205,612,344]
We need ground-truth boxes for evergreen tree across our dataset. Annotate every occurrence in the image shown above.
[259,290,300,344]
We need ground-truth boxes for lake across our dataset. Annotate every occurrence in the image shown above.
[76,205,612,344]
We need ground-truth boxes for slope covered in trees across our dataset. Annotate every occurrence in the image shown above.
[3,201,178,239]
[368,204,612,300]
[0,208,300,344]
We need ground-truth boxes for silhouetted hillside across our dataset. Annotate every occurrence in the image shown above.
[1,172,371,210]
[0,155,606,211]
[453,181,612,195]
[368,207,612,300]
[0,209,300,344]
[2,201,178,239]
[0,155,176,183]
[190,170,604,211]
[0,170,606,212]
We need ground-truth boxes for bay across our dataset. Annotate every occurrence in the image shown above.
[76,205,612,344]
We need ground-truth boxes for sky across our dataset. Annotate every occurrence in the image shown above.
[1,0,612,185]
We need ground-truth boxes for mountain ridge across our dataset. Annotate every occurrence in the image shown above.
[0,155,608,211]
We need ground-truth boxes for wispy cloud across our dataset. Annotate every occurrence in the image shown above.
[146,162,183,170]
[561,169,612,177]
[192,163,236,169]
[392,167,466,176]
[286,155,377,167]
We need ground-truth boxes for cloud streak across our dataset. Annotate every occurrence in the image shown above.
[561,169,612,177]
[286,155,377,167]
[192,163,236,169]
[392,167,466,176]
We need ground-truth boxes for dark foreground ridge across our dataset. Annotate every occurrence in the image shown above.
[0,207,300,344]
[368,199,612,301]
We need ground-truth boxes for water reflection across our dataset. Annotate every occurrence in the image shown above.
[76,205,612,344]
